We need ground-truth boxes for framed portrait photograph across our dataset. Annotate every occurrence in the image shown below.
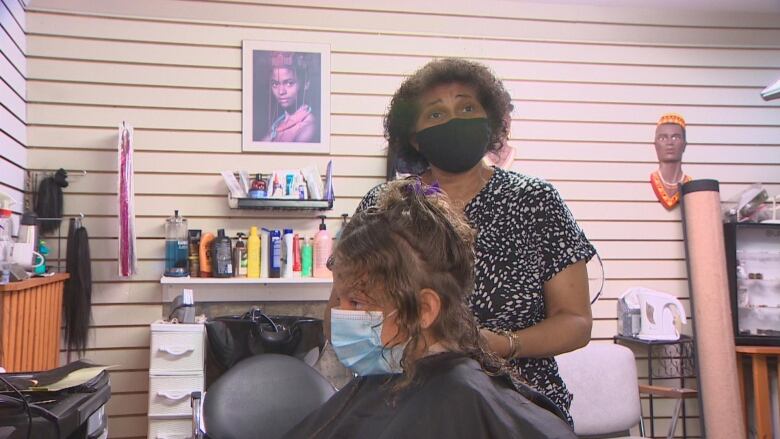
[242,41,330,153]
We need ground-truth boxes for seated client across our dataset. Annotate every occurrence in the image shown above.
[283,178,575,438]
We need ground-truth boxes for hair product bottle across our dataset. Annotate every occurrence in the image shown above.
[282,229,294,278]
[199,232,215,277]
[260,228,270,278]
[247,227,260,278]
[212,229,233,278]
[269,229,281,278]
[313,215,332,278]
[301,236,313,277]
[293,234,302,276]
[233,232,247,277]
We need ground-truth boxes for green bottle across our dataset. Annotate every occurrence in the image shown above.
[301,236,313,277]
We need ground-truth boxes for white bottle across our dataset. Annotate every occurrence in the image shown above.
[282,229,294,278]
[260,228,270,278]
[0,191,15,284]
[313,216,332,278]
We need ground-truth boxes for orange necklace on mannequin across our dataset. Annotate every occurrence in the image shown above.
[650,170,692,209]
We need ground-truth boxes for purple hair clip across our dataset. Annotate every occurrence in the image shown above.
[406,178,442,197]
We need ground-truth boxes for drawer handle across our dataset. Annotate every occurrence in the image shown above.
[158,346,194,356]
[157,390,191,401]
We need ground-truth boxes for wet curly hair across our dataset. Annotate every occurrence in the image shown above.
[330,178,505,393]
[384,58,512,179]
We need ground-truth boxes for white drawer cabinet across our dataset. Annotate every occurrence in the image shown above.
[150,329,204,374]
[148,323,204,439]
[148,418,194,439]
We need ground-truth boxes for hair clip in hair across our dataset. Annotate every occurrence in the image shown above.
[405,179,441,197]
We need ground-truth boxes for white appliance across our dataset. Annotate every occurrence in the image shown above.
[637,289,687,341]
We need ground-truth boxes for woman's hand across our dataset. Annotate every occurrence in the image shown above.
[479,328,513,359]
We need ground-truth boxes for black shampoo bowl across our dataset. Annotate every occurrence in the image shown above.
[204,307,325,387]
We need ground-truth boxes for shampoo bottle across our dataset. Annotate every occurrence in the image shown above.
[269,229,281,278]
[260,228,270,278]
[301,236,313,277]
[233,232,247,277]
[292,234,302,276]
[199,232,215,277]
[282,228,294,278]
[313,215,332,278]
[247,227,260,278]
[212,229,233,278]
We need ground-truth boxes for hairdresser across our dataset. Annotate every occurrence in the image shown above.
[328,58,596,424]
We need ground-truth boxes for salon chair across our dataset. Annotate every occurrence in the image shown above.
[557,343,645,438]
[191,353,336,439]
[556,342,696,439]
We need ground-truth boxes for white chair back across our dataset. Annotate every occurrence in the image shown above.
[556,343,642,437]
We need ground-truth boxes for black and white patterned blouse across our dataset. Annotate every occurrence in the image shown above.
[357,167,596,423]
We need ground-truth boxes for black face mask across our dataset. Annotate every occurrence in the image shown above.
[415,118,491,174]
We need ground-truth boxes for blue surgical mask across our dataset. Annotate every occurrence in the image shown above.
[330,309,406,376]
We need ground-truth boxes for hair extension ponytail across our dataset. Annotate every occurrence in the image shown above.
[63,218,92,356]
[34,169,69,233]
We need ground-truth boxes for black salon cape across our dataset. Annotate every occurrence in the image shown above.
[283,353,576,439]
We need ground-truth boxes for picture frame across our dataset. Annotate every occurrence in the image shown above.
[242,40,330,153]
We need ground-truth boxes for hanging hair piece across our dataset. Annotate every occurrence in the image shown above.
[34,168,69,234]
[63,217,93,356]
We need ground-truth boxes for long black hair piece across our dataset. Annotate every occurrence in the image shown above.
[34,169,69,234]
[63,217,92,356]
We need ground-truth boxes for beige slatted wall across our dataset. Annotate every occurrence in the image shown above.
[21,0,780,437]
[0,0,26,232]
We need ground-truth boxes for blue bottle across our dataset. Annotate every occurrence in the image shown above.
[269,229,281,278]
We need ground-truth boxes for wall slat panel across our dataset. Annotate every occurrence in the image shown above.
[2,0,26,31]
[0,73,26,121]
[1,0,26,54]
[0,97,27,144]
[0,25,26,77]
[0,42,26,94]
[109,371,150,393]
[24,0,780,39]
[22,1,780,436]
[28,55,780,90]
[25,32,780,69]
[106,394,147,417]
[0,130,27,169]
[107,415,147,438]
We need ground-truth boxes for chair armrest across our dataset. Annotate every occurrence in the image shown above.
[639,384,698,399]
[191,391,203,439]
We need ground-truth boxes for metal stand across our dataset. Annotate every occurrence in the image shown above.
[615,335,696,438]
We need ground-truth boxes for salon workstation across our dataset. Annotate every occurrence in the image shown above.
[1,0,780,438]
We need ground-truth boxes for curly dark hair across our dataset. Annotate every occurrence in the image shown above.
[384,58,512,179]
[330,178,505,393]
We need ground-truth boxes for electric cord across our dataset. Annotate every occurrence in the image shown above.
[0,374,32,439]
[590,251,605,305]
[167,304,188,321]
